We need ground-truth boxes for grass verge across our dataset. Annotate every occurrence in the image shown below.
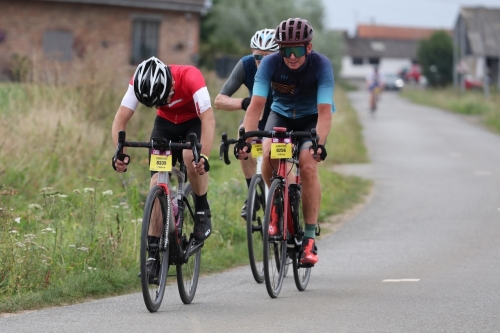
[0,72,371,313]
[401,87,500,133]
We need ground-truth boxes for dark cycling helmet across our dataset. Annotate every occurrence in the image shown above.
[275,18,314,45]
[133,56,173,108]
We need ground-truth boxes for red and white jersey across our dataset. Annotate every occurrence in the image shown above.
[121,65,212,124]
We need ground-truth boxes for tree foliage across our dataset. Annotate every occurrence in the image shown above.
[199,0,343,78]
[417,31,453,87]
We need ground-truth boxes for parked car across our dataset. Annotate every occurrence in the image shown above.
[464,75,483,90]
[383,73,404,91]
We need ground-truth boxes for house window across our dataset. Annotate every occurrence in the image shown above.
[43,30,73,61]
[368,57,380,65]
[352,57,363,65]
[131,19,160,64]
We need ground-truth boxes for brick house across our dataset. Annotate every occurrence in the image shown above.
[0,0,210,81]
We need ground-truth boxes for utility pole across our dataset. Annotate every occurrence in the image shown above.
[479,7,489,98]
[460,11,466,94]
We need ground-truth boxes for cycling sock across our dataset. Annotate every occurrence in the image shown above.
[195,192,210,211]
[304,224,316,239]
[246,178,252,188]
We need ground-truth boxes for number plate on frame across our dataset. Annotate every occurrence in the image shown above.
[270,137,292,159]
[252,139,263,157]
[150,149,172,171]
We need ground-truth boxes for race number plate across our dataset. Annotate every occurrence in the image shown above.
[150,149,172,171]
[270,137,292,159]
[252,139,263,157]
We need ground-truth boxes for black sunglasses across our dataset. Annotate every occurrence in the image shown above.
[253,54,265,61]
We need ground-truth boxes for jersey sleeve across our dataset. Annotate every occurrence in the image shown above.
[252,56,273,98]
[219,60,245,96]
[316,56,336,112]
[184,67,212,114]
[121,76,139,111]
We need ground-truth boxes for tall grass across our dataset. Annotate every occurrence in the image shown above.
[402,87,500,133]
[0,60,370,312]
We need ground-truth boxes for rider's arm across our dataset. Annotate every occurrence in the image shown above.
[241,56,272,133]
[185,67,216,156]
[316,55,336,145]
[214,60,246,111]
[112,81,137,147]
[198,107,216,157]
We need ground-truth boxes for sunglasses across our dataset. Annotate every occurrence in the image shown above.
[253,54,266,61]
[279,46,307,58]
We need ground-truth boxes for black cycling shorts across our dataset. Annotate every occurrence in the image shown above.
[149,115,201,176]
[264,112,320,150]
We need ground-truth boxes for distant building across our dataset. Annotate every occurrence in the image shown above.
[341,24,450,80]
[454,6,500,85]
[0,0,210,81]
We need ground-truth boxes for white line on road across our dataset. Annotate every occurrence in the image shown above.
[382,279,421,282]
[474,170,492,176]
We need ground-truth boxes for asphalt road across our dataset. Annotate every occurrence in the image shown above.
[2,90,500,332]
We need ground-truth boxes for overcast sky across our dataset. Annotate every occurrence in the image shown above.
[321,0,500,35]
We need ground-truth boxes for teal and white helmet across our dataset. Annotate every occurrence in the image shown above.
[250,29,279,52]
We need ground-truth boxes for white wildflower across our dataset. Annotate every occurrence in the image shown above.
[102,190,113,197]
[57,194,68,198]
[16,242,25,248]
[24,233,36,239]
[41,228,56,234]
[83,188,95,193]
[9,230,19,235]
[28,203,42,210]
[37,245,48,251]
[73,189,81,194]
[77,247,89,252]
[68,244,76,248]
[87,266,97,271]
[111,205,120,209]
[14,217,21,224]
[132,218,142,224]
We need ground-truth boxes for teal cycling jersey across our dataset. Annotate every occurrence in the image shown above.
[253,51,336,119]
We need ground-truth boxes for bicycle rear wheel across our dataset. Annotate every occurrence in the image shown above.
[263,178,287,298]
[140,186,170,312]
[176,183,201,304]
[292,196,311,291]
[246,174,266,284]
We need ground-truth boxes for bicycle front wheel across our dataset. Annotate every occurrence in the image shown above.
[263,178,287,298]
[292,194,311,291]
[140,186,171,312]
[246,174,266,284]
[176,183,201,304]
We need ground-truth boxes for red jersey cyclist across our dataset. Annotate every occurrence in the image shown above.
[111,57,216,270]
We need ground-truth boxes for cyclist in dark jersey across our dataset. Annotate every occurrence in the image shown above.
[237,18,336,265]
[214,28,279,218]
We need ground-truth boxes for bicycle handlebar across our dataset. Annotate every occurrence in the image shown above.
[115,130,202,165]
[219,127,320,165]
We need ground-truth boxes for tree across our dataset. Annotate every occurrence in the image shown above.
[417,31,453,87]
[199,0,343,79]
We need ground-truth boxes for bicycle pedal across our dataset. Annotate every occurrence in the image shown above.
[298,263,314,268]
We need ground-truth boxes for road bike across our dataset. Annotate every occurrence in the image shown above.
[230,127,320,298]
[220,135,293,284]
[114,130,203,312]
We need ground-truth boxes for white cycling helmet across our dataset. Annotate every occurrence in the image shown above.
[250,29,279,52]
[133,56,173,108]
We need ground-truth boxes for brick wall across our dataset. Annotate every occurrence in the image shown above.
[0,0,200,81]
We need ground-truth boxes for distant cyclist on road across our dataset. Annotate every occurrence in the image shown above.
[111,57,216,277]
[366,65,384,111]
[236,18,336,265]
[214,28,279,218]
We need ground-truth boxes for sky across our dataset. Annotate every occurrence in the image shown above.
[321,0,500,35]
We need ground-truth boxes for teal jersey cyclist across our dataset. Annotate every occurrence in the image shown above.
[214,28,279,218]
[237,18,336,266]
